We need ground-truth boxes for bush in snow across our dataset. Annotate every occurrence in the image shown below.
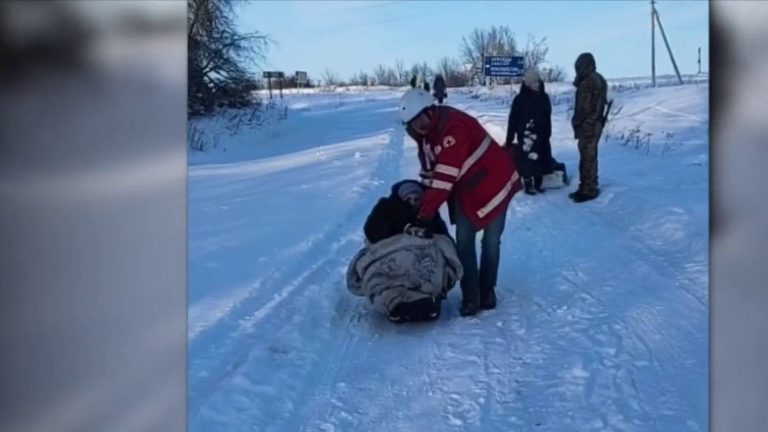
[614,126,685,157]
[188,123,218,152]
[616,125,652,154]
[188,99,288,152]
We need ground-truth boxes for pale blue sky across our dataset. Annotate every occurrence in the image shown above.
[238,0,709,82]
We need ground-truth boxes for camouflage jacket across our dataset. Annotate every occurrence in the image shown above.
[571,70,607,139]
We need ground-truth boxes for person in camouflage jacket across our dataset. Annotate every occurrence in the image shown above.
[570,52,607,203]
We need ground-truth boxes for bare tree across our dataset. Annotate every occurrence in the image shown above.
[395,59,408,86]
[460,26,517,83]
[436,57,470,87]
[417,62,433,86]
[521,34,549,70]
[540,65,566,82]
[372,64,399,86]
[322,69,339,86]
[188,0,271,115]
[349,70,370,86]
[385,67,398,86]
[372,64,388,86]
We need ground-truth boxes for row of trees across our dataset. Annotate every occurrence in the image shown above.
[317,26,566,88]
[187,5,567,116]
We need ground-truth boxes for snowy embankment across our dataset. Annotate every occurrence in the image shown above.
[188,77,708,431]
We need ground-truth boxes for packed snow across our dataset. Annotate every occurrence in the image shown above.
[188,76,708,431]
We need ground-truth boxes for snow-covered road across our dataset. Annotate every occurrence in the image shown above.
[188,80,708,431]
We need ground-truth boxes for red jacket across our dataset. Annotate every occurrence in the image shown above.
[417,106,521,229]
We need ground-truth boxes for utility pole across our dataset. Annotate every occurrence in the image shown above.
[653,1,684,85]
[482,51,486,87]
[698,47,702,74]
[651,0,656,86]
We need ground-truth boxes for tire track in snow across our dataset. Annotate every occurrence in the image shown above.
[454,92,705,430]
[499,190,704,430]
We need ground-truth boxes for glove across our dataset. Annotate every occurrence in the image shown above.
[404,219,432,239]
[528,152,539,160]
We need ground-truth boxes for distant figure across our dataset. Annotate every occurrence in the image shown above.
[410,75,417,88]
[433,74,447,104]
[569,52,607,203]
[423,80,430,92]
[505,67,553,195]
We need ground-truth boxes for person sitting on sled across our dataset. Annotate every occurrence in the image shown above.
[347,180,461,323]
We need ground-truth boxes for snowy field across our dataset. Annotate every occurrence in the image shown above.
[188,77,708,431]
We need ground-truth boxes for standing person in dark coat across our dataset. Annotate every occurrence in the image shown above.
[433,74,447,104]
[410,75,417,89]
[364,179,449,245]
[505,68,553,194]
[570,52,607,203]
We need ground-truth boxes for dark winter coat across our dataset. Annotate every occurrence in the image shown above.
[364,180,449,244]
[571,53,608,140]
[505,82,553,178]
[433,74,447,103]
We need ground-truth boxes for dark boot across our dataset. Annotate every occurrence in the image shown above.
[480,289,497,310]
[523,177,536,195]
[459,300,480,317]
[570,189,600,203]
[534,175,545,193]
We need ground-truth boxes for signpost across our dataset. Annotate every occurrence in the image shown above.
[262,71,285,99]
[295,71,308,89]
[483,56,525,78]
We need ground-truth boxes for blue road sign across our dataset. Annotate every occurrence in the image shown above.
[483,56,525,77]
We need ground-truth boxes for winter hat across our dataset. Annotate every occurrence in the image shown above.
[523,68,542,90]
[397,181,423,201]
[573,52,597,85]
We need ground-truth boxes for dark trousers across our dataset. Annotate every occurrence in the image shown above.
[577,135,600,196]
[453,201,508,305]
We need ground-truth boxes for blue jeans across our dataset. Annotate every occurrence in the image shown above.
[453,200,508,304]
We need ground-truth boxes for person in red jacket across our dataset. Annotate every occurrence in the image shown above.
[398,89,522,316]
